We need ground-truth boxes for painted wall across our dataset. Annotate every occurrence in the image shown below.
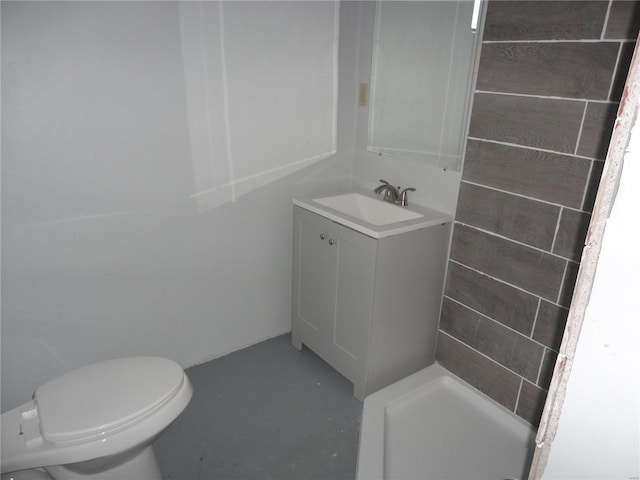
[541,132,640,477]
[349,1,464,216]
[179,2,339,211]
[435,0,640,425]
[1,1,360,411]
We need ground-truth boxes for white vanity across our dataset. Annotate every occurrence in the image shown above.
[291,192,452,400]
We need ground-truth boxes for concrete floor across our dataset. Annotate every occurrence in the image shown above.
[154,334,363,480]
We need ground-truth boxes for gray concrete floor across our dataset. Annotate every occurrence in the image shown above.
[154,334,363,480]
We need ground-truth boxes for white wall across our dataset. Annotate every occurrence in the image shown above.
[1,1,359,411]
[540,69,640,480]
[179,1,339,211]
[350,1,465,215]
[1,1,464,412]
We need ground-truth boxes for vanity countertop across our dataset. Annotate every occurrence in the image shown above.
[293,192,452,239]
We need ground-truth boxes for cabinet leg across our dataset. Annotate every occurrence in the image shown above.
[353,381,365,402]
[291,333,302,351]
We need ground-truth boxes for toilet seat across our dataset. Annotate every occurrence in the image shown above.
[36,357,185,446]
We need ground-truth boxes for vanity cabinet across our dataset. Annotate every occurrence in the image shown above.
[291,205,450,400]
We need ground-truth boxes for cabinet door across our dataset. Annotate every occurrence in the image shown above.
[292,207,376,388]
[332,223,376,383]
[295,211,337,339]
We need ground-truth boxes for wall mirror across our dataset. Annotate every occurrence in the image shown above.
[367,1,480,171]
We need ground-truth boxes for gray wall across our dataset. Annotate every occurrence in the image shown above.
[436,0,640,425]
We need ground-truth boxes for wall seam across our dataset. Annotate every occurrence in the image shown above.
[443,295,551,350]
[438,330,547,402]
[454,220,581,262]
[574,101,590,155]
[556,261,571,305]
[474,89,611,103]
[461,179,592,213]
[601,0,614,40]
[514,377,524,415]
[550,207,564,254]
[447,258,569,310]
[530,297,542,338]
[481,39,623,45]
[467,136,610,160]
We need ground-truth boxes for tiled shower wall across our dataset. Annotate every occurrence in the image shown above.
[435,0,640,426]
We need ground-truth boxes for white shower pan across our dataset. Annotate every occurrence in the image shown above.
[356,363,536,480]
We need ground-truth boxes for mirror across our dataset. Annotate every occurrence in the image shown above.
[368,1,480,171]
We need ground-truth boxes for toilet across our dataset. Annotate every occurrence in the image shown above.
[1,357,193,480]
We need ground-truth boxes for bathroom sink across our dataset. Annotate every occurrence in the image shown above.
[293,192,452,239]
[313,193,422,226]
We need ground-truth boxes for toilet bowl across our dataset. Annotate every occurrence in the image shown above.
[1,357,193,480]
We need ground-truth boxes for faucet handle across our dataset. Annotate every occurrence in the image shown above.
[399,187,416,206]
[374,179,392,195]
[374,180,401,203]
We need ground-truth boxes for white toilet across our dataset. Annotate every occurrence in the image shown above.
[1,357,193,480]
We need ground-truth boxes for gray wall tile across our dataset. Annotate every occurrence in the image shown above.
[559,260,580,307]
[477,43,619,100]
[484,1,608,41]
[583,160,605,212]
[516,380,547,426]
[577,102,619,159]
[538,349,558,389]
[456,182,559,250]
[451,224,567,301]
[611,43,636,101]
[469,93,584,153]
[553,209,592,261]
[533,301,569,351]
[445,261,538,335]
[463,140,591,209]
[605,1,640,39]
[435,332,521,411]
[437,0,632,424]
[440,298,545,383]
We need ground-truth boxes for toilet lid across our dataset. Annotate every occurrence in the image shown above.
[35,357,185,444]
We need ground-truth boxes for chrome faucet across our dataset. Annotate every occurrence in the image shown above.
[374,180,416,206]
[374,179,399,204]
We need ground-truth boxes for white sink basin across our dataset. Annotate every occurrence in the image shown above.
[313,193,423,226]
[293,192,452,239]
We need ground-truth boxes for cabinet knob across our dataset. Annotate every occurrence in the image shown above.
[320,233,326,240]
[328,239,335,246]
